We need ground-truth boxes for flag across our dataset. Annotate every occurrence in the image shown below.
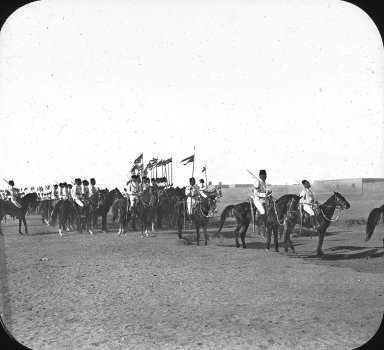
[150,158,158,164]
[134,153,143,164]
[202,166,206,173]
[137,163,144,172]
[156,160,163,167]
[145,162,152,171]
[131,164,138,173]
[180,155,194,165]
[164,157,172,164]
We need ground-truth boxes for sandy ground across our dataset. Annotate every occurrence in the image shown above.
[0,215,383,350]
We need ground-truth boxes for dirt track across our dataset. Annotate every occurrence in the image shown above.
[0,215,383,350]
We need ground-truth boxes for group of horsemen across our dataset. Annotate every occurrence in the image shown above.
[2,169,319,228]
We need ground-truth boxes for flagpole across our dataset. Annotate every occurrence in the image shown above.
[205,164,207,188]
[171,159,173,185]
[192,146,195,178]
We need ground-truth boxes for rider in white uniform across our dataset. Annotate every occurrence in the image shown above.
[126,175,141,214]
[252,169,272,225]
[71,178,84,207]
[185,177,207,216]
[7,180,22,208]
[299,180,319,229]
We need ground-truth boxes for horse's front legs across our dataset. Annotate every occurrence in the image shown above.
[203,226,208,246]
[196,224,200,245]
[19,218,22,234]
[239,222,249,249]
[317,230,325,257]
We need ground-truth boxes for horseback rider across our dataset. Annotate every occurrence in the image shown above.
[150,178,158,189]
[199,179,206,191]
[72,178,84,207]
[126,174,142,214]
[67,183,73,200]
[81,179,90,200]
[89,178,99,196]
[299,180,320,229]
[141,176,150,191]
[51,184,60,200]
[252,169,272,227]
[185,177,207,217]
[7,180,22,208]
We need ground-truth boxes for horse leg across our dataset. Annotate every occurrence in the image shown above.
[204,226,208,246]
[266,226,272,250]
[234,219,242,248]
[317,230,325,258]
[196,224,200,246]
[273,225,279,252]
[19,218,22,234]
[101,214,108,233]
[240,222,250,249]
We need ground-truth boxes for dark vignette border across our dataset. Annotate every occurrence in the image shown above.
[0,0,382,350]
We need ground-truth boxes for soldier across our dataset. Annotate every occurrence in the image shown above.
[141,176,150,191]
[7,180,22,208]
[51,184,60,200]
[89,178,99,197]
[199,179,206,190]
[252,169,272,228]
[72,178,84,207]
[299,180,319,229]
[81,179,90,199]
[150,178,158,189]
[126,174,141,214]
[185,177,207,217]
[67,183,73,200]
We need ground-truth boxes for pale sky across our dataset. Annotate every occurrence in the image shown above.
[0,0,383,189]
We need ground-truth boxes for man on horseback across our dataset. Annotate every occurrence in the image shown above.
[6,180,22,208]
[185,177,207,218]
[126,174,141,214]
[141,176,150,191]
[72,178,84,207]
[199,179,206,190]
[89,178,100,228]
[299,180,319,229]
[252,169,272,228]
[81,179,90,200]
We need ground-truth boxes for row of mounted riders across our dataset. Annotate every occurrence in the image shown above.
[0,186,222,238]
[1,189,383,258]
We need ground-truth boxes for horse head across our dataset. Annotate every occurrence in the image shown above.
[333,191,350,210]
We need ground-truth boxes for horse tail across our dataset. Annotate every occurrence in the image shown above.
[112,200,119,223]
[218,205,235,233]
[365,206,384,242]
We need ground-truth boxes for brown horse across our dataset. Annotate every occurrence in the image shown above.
[365,204,384,247]
[218,194,300,251]
[174,189,221,245]
[290,192,350,257]
[0,193,38,234]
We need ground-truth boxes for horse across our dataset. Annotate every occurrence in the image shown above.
[93,188,123,232]
[73,196,95,235]
[289,192,350,257]
[0,193,39,235]
[135,188,158,237]
[38,199,54,225]
[50,199,74,236]
[365,204,384,247]
[218,194,300,250]
[174,191,220,246]
[113,197,132,236]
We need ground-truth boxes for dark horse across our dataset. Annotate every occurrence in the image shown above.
[93,188,123,232]
[218,194,300,251]
[112,188,157,237]
[174,187,221,245]
[51,199,74,236]
[0,193,38,234]
[289,192,350,257]
[365,204,384,247]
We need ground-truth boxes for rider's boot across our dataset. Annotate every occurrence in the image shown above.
[310,216,319,230]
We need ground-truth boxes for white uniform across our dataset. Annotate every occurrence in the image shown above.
[51,188,60,200]
[72,185,84,207]
[59,187,69,200]
[9,186,22,208]
[89,184,99,196]
[299,188,316,216]
[185,184,207,215]
[127,181,141,208]
[252,180,270,215]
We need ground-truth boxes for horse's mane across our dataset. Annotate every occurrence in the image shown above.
[275,194,300,210]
